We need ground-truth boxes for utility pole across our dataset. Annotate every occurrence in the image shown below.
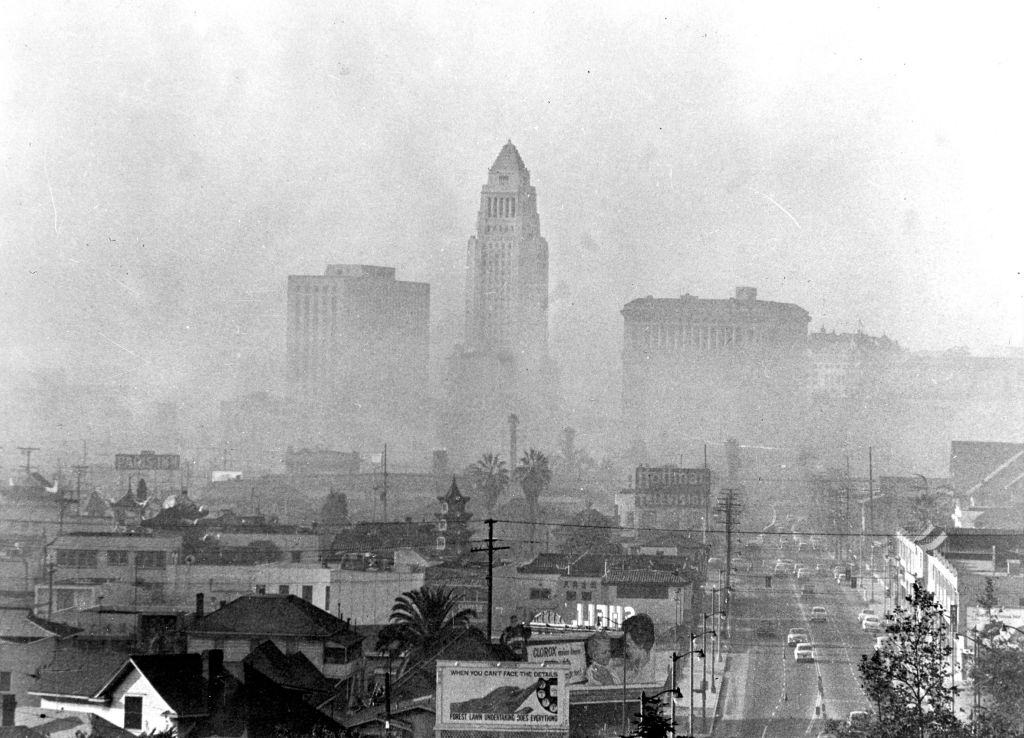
[381,444,388,524]
[716,488,742,595]
[17,446,39,477]
[47,560,55,619]
[868,446,874,533]
[472,519,509,643]
[72,465,88,506]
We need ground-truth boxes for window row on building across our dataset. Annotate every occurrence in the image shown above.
[486,195,517,218]
[626,323,765,352]
[56,549,169,569]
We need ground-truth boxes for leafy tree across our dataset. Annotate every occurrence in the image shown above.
[621,692,674,738]
[556,506,620,554]
[971,620,1024,737]
[375,586,476,666]
[845,582,967,738]
[517,448,552,527]
[319,491,349,530]
[977,577,998,613]
[467,452,509,515]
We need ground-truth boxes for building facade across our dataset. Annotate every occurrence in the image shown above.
[621,287,810,452]
[444,142,559,465]
[286,264,430,462]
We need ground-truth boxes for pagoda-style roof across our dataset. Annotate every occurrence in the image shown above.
[438,477,468,505]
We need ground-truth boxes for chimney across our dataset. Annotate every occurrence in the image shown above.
[735,286,757,301]
[1,694,15,727]
[195,593,205,619]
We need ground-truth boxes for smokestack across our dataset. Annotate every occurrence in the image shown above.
[195,593,204,619]
[509,414,519,489]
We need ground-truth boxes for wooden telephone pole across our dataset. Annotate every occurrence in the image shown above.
[472,519,510,642]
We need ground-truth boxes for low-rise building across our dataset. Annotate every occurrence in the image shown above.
[186,594,364,691]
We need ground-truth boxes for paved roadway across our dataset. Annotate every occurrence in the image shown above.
[712,551,877,737]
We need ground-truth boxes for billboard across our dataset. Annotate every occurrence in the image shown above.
[115,452,180,471]
[526,640,587,684]
[566,614,685,738]
[436,661,569,732]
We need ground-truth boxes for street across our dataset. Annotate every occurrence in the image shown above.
[713,551,876,737]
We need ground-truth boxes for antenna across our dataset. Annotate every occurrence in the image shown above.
[17,447,40,477]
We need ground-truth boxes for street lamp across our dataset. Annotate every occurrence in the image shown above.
[637,687,683,736]
[705,611,727,690]
[695,622,717,727]
[670,648,705,738]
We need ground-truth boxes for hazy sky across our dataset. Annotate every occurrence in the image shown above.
[2,1,1021,416]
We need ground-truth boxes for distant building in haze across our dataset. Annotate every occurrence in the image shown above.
[285,264,430,462]
[621,286,810,452]
[443,142,560,466]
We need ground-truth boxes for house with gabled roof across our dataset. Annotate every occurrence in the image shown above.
[27,647,345,738]
[30,653,212,736]
[187,594,365,700]
[0,609,82,711]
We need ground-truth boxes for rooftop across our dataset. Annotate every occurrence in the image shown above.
[189,594,360,642]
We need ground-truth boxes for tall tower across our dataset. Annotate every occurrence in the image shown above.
[443,142,559,467]
[464,141,549,366]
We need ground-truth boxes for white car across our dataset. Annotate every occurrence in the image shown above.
[794,643,815,662]
[787,627,810,645]
[810,606,828,622]
[857,608,876,623]
[862,615,882,632]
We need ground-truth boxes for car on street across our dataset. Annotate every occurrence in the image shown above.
[794,642,815,662]
[797,567,810,580]
[755,620,776,638]
[810,606,828,622]
[787,627,810,645]
[847,710,871,728]
[874,635,892,650]
[857,608,877,623]
[800,583,816,596]
[862,615,883,632]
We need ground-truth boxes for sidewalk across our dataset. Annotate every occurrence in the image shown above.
[670,645,732,736]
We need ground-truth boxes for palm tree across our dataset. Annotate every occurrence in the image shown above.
[517,448,552,551]
[376,586,476,665]
[468,453,510,515]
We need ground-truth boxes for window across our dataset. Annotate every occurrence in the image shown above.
[0,671,10,691]
[529,588,552,600]
[135,551,166,569]
[124,696,142,730]
[302,585,313,602]
[324,645,351,664]
[325,586,331,613]
[581,591,593,601]
[499,174,509,185]
[56,550,98,568]
[291,550,302,563]
[278,585,290,595]
[107,550,128,566]
[566,591,577,601]
[255,585,266,595]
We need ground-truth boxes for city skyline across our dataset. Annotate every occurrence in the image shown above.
[2,2,1022,462]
